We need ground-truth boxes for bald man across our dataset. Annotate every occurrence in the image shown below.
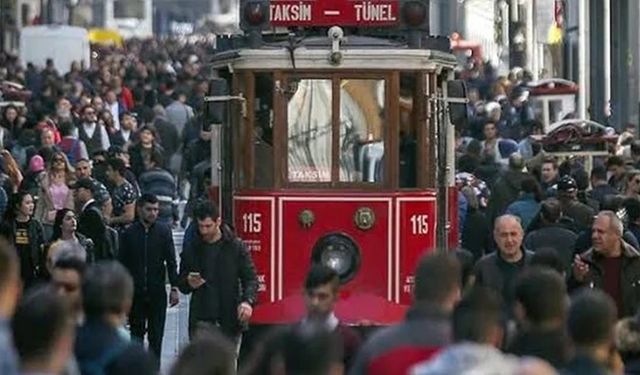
[474,215,534,315]
[570,211,640,317]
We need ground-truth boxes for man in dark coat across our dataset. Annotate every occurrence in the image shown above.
[474,214,533,316]
[563,289,619,375]
[589,165,618,209]
[119,193,179,366]
[570,211,640,317]
[75,262,155,375]
[508,267,571,368]
[487,154,528,226]
[524,198,578,269]
[557,175,596,232]
[72,178,110,260]
[177,200,258,349]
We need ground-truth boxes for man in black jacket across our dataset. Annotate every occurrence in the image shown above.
[474,214,533,316]
[72,178,111,260]
[119,193,179,364]
[177,200,258,350]
[487,154,528,226]
[524,198,578,269]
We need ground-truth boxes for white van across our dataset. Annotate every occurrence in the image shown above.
[19,25,91,75]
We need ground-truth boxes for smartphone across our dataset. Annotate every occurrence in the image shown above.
[188,272,201,278]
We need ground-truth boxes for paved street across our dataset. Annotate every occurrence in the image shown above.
[160,292,190,373]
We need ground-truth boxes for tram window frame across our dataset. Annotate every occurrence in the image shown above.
[276,71,396,190]
[234,71,276,190]
[399,72,420,189]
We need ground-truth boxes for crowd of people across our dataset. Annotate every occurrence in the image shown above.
[5,36,640,375]
[0,39,226,375]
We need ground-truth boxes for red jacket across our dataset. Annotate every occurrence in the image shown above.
[119,86,134,111]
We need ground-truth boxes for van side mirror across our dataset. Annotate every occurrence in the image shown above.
[446,80,468,128]
[204,78,229,131]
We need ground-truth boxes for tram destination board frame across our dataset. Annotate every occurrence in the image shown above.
[268,0,400,26]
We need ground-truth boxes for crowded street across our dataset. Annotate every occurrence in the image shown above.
[3,0,640,374]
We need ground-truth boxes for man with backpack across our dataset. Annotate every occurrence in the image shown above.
[58,120,88,165]
[75,261,155,375]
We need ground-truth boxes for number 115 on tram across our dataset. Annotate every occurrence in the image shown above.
[203,0,468,327]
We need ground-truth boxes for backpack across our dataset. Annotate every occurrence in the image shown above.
[64,138,80,165]
[104,225,119,259]
[78,341,128,375]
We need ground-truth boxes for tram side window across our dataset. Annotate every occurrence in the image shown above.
[339,79,385,183]
[254,73,274,188]
[400,73,417,188]
[288,79,333,182]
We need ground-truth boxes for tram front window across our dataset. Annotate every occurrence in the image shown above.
[288,79,333,182]
[340,79,385,182]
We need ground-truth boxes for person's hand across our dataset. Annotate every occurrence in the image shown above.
[609,348,625,375]
[187,273,206,289]
[573,254,590,282]
[237,302,253,323]
[169,288,179,307]
[47,210,57,222]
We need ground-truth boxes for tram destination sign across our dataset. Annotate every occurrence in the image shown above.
[269,0,400,26]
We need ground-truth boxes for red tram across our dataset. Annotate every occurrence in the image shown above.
[203,0,466,326]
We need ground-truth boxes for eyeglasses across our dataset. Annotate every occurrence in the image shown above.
[84,110,96,115]
[53,158,64,163]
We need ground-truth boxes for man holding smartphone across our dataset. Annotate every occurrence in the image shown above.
[177,200,258,352]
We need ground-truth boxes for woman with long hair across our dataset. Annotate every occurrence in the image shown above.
[49,208,93,263]
[34,151,75,239]
[1,191,47,288]
[0,150,24,194]
[1,104,21,139]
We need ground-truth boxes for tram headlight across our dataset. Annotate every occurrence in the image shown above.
[312,234,361,283]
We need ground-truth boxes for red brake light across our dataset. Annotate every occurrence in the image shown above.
[244,3,266,26]
[402,1,426,27]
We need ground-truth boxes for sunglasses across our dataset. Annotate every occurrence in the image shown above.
[53,158,64,162]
